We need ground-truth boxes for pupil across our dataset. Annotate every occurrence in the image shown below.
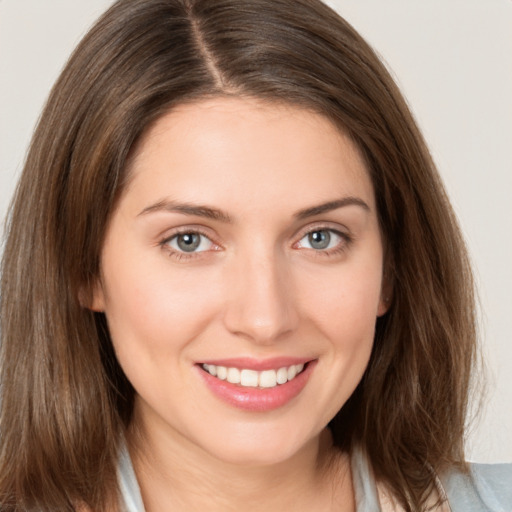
[309,230,330,250]
[177,233,200,252]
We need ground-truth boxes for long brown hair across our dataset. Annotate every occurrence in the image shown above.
[0,0,477,510]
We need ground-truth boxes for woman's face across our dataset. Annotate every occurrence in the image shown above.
[93,97,388,465]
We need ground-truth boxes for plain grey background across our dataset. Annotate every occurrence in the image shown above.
[1,0,511,462]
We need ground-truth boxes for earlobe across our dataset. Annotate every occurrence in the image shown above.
[377,271,393,317]
[377,294,392,317]
[79,280,106,312]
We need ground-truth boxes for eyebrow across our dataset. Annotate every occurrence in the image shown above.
[138,196,370,222]
[294,197,370,219]
[138,200,232,222]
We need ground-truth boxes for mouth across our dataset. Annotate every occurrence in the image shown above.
[196,358,316,412]
[200,362,307,389]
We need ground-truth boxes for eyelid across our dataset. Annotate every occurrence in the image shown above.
[158,223,219,241]
[292,221,350,242]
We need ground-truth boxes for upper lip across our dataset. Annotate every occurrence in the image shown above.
[198,357,314,371]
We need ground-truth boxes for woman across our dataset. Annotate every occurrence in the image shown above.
[0,0,510,511]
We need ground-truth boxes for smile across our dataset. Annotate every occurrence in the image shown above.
[197,359,316,411]
[201,363,305,389]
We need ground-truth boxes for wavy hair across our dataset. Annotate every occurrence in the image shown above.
[0,0,477,510]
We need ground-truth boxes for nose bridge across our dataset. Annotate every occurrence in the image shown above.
[223,244,297,344]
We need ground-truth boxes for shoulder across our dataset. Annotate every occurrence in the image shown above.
[352,446,512,512]
[441,462,512,512]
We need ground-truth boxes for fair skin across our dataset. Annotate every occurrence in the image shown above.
[92,97,388,511]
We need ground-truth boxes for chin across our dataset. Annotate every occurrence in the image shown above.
[210,445,299,467]
[196,422,319,468]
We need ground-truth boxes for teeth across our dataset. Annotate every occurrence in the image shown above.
[240,369,259,387]
[259,369,277,388]
[287,365,297,380]
[227,367,240,384]
[276,367,288,384]
[216,366,227,380]
[202,363,306,388]
[204,364,217,377]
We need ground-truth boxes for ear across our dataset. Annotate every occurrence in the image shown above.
[377,271,393,317]
[79,279,106,312]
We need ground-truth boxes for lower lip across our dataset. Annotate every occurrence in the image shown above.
[196,361,316,412]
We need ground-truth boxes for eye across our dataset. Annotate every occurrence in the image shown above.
[296,229,346,251]
[165,232,214,253]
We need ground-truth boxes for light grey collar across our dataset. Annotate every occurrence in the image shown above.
[118,445,146,512]
[117,444,453,512]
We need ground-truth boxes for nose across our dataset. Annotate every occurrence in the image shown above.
[222,250,299,345]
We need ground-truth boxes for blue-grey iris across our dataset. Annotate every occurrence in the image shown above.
[177,233,201,252]
[309,230,330,250]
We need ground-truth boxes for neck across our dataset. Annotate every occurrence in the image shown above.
[127,412,355,512]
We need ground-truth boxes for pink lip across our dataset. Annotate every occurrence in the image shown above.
[196,359,317,412]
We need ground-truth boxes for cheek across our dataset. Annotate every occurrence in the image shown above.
[101,262,225,411]
[297,256,381,399]
[102,259,222,360]
[290,261,382,424]
[299,262,383,343]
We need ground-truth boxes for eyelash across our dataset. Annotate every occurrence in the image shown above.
[159,226,352,261]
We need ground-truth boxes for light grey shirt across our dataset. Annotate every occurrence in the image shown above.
[118,446,512,511]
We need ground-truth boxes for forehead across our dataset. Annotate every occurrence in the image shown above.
[123,97,375,216]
